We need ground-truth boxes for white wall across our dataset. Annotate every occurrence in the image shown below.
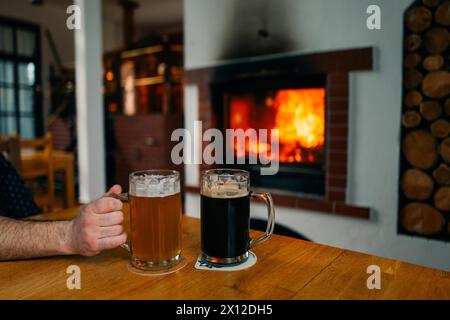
[183,0,450,271]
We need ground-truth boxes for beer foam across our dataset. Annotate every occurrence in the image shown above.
[130,174,180,197]
[202,185,249,199]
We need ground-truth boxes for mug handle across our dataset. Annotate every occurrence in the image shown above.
[109,192,131,252]
[249,191,275,249]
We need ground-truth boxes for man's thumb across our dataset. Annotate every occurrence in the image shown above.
[105,184,122,196]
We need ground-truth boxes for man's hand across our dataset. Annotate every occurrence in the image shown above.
[66,185,127,256]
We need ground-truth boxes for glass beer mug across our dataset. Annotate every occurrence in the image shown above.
[118,170,185,275]
[200,169,275,265]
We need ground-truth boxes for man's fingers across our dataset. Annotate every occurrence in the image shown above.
[99,225,124,238]
[88,197,122,215]
[97,210,124,227]
[97,233,127,250]
[103,184,122,197]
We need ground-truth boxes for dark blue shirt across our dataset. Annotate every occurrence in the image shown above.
[0,154,41,219]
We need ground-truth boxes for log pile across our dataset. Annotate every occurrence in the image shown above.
[400,0,450,240]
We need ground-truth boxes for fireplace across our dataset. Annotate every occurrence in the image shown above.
[214,74,327,196]
[186,47,373,219]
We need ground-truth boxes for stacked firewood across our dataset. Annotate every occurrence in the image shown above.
[400,0,450,239]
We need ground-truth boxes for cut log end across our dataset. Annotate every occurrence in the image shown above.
[405,34,423,52]
[431,119,450,138]
[434,186,450,210]
[433,163,450,185]
[406,6,433,32]
[405,69,423,90]
[403,111,422,128]
[401,169,434,200]
[403,130,437,169]
[445,98,450,116]
[419,100,442,121]
[435,1,450,26]
[405,53,422,68]
[423,55,444,71]
[422,71,450,98]
[401,202,445,235]
[440,137,450,163]
[424,27,450,53]
[405,90,423,107]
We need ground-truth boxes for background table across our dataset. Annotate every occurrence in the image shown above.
[21,150,75,208]
[0,206,449,299]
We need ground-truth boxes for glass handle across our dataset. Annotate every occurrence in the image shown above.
[121,241,131,252]
[109,192,130,252]
[116,193,129,202]
[249,191,275,249]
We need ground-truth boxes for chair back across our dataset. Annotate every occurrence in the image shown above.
[20,132,53,157]
[0,134,22,174]
[18,132,55,212]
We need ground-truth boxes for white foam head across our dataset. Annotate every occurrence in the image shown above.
[201,169,249,199]
[129,171,180,197]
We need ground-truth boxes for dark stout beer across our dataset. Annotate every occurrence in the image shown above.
[200,189,250,259]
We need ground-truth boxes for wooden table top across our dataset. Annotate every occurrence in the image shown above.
[1,206,449,300]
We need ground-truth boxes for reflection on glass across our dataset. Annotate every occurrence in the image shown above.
[6,116,17,134]
[27,62,35,85]
[0,26,13,54]
[0,87,15,112]
[20,117,34,139]
[18,62,35,86]
[17,29,36,57]
[122,61,136,115]
[0,61,14,84]
[19,88,33,113]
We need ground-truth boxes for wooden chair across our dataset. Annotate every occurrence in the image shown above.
[19,133,55,212]
[0,134,22,174]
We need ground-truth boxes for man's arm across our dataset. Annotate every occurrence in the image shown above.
[0,185,127,261]
[0,217,73,260]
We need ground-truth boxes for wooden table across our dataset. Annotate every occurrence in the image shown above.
[0,206,449,300]
[21,151,76,208]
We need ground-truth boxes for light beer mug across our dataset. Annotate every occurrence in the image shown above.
[118,170,185,275]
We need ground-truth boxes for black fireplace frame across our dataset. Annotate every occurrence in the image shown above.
[211,73,327,197]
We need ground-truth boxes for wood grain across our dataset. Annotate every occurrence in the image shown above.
[0,207,449,300]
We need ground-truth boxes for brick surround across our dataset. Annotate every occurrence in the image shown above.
[185,48,373,219]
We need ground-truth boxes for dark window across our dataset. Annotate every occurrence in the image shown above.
[0,17,42,139]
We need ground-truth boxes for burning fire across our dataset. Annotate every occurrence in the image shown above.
[229,88,325,164]
[274,89,325,163]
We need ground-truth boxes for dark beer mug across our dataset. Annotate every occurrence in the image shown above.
[200,169,275,265]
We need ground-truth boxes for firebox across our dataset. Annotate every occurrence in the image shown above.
[213,74,327,196]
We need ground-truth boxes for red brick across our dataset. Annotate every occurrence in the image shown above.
[328,176,347,189]
[329,112,349,126]
[328,163,347,176]
[328,85,349,98]
[328,99,349,112]
[333,203,370,219]
[328,152,347,163]
[328,189,346,202]
[328,139,348,152]
[272,194,298,208]
[328,73,349,84]
[329,126,348,138]
[296,198,333,213]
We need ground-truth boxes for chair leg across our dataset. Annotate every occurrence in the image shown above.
[47,169,55,212]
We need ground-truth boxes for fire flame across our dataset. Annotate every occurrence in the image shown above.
[229,88,325,163]
[274,88,325,163]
